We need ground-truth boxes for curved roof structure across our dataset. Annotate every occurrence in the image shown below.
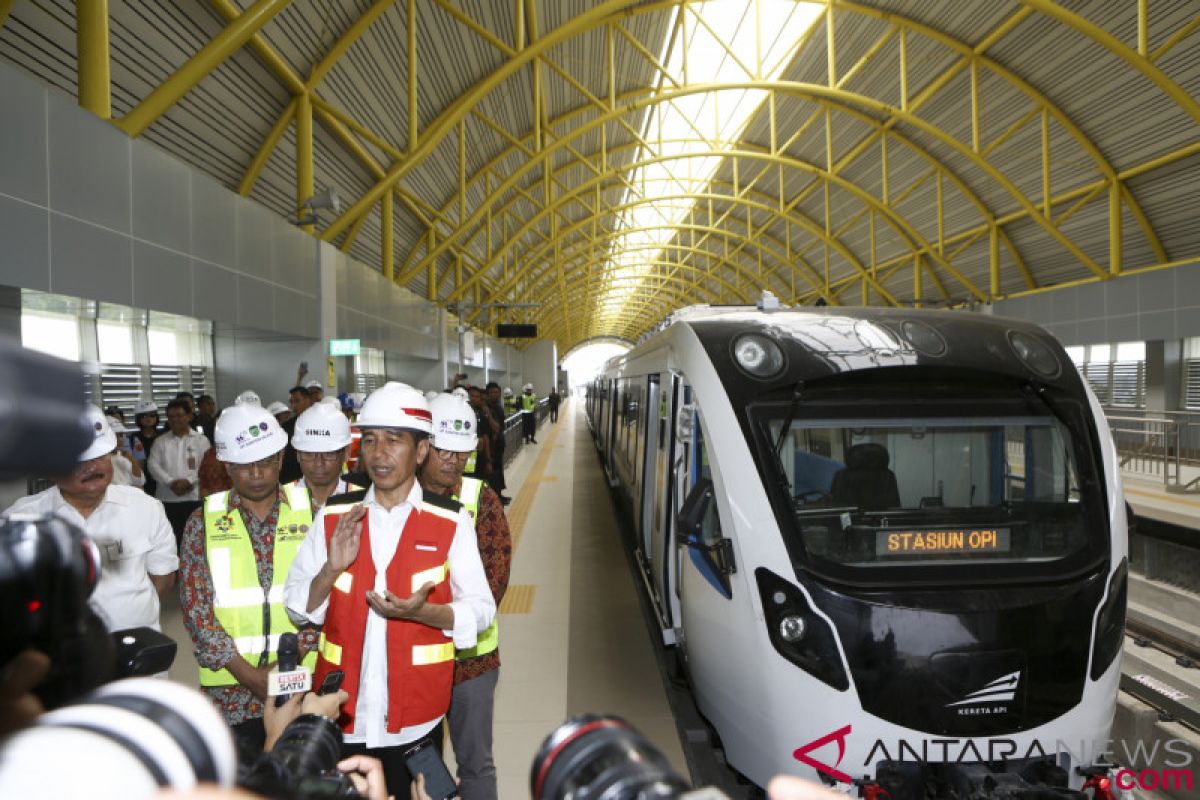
[3,1,1197,352]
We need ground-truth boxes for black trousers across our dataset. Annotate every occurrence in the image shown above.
[549,405,559,422]
[163,500,200,547]
[341,720,444,800]
[521,412,536,442]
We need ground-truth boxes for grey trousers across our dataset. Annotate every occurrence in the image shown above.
[448,668,500,800]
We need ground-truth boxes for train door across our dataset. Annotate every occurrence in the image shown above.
[605,379,619,484]
[639,376,661,554]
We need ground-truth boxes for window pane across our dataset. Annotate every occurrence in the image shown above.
[97,320,134,363]
[1115,341,1144,362]
[148,328,181,365]
[21,313,80,361]
[1089,344,1110,363]
[1064,346,1085,365]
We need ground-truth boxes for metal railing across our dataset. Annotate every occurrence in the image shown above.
[1105,412,1200,492]
[501,398,550,467]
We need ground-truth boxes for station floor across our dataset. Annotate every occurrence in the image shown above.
[161,399,687,797]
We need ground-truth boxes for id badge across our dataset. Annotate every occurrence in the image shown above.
[187,455,196,470]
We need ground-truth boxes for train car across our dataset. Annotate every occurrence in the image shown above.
[587,304,1127,799]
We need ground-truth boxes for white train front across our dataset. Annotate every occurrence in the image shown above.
[586,306,1127,799]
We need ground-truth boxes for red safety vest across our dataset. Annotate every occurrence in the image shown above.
[314,496,460,733]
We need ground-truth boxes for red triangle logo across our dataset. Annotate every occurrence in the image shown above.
[792,724,853,784]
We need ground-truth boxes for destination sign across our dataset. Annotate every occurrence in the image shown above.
[876,528,1011,557]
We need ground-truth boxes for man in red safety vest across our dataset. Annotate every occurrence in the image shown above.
[284,382,495,799]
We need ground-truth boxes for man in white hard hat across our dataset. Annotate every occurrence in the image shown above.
[284,382,495,797]
[304,379,325,403]
[266,401,291,425]
[291,399,360,509]
[147,397,210,544]
[419,393,511,800]
[179,400,318,760]
[4,405,177,633]
[520,383,538,444]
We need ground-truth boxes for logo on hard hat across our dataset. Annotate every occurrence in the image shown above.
[259,422,268,431]
[94,421,104,432]
[453,420,462,431]
[249,425,260,438]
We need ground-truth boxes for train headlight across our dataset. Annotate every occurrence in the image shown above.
[1007,330,1061,378]
[755,568,849,691]
[732,334,785,379]
[779,615,806,642]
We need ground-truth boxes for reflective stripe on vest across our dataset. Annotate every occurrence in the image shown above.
[200,487,317,686]
[453,477,498,661]
[464,450,477,473]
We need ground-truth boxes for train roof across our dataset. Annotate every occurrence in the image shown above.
[603,303,1087,398]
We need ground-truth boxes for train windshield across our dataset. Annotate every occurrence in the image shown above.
[755,398,1106,583]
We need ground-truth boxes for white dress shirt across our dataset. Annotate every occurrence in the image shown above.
[284,481,495,747]
[111,451,146,488]
[5,484,178,631]
[147,429,209,503]
[289,476,353,510]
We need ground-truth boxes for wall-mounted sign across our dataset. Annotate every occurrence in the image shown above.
[329,338,361,357]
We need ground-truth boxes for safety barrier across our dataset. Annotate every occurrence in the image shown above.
[1105,412,1200,493]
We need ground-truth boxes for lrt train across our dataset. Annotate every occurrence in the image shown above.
[586,304,1127,799]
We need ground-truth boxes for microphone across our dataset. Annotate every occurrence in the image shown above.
[268,632,311,707]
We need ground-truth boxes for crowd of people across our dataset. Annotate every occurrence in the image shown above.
[6,377,538,800]
[1,374,846,800]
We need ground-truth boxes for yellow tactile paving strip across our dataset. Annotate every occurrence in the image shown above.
[504,418,564,553]
[498,583,535,614]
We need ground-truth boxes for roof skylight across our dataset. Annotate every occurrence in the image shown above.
[595,1,824,327]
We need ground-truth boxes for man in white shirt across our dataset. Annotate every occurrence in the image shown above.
[148,397,210,544]
[4,406,177,632]
[284,382,495,798]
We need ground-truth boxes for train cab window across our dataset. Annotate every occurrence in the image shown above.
[677,408,734,597]
[752,397,1106,585]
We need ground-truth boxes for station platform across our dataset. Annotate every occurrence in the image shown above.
[161,399,687,797]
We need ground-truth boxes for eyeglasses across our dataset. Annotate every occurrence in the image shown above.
[297,450,343,463]
[431,447,471,462]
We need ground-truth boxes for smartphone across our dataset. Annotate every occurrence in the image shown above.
[317,669,344,696]
[403,739,458,800]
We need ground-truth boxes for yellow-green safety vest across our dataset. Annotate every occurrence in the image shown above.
[465,450,477,473]
[521,394,536,412]
[454,477,498,660]
[503,397,517,415]
[200,484,318,686]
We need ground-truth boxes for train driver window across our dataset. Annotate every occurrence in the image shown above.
[676,416,735,598]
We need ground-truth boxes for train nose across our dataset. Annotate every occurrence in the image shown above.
[931,650,1027,721]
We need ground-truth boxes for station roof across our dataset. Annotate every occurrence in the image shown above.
[3,1,1197,353]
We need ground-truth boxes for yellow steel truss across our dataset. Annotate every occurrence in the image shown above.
[16,0,1198,352]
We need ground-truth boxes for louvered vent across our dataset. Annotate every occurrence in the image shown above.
[99,364,143,417]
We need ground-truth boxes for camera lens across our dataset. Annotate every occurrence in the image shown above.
[0,677,237,799]
[531,714,692,800]
[270,713,345,782]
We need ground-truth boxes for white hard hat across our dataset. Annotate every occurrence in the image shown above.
[266,401,289,416]
[523,383,534,392]
[347,392,366,412]
[450,386,469,400]
[79,405,117,461]
[429,393,479,453]
[133,400,158,416]
[236,390,261,406]
[214,401,287,464]
[292,401,352,451]
[503,387,513,397]
[304,379,323,391]
[354,382,432,433]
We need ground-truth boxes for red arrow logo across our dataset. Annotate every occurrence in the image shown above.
[793,724,853,784]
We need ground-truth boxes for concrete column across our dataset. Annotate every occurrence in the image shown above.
[316,240,339,394]
[522,339,558,395]
[438,307,449,391]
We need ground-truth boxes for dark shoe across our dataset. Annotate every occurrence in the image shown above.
[531,439,538,444]
[500,496,512,506]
